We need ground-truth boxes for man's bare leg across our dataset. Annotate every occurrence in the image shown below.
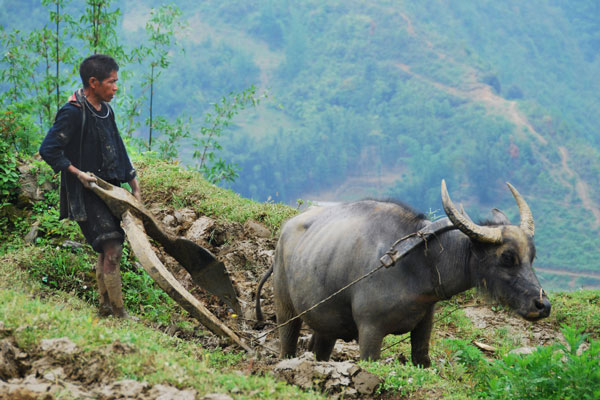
[95,254,113,317]
[102,240,129,318]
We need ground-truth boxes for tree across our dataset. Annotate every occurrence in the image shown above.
[28,0,77,133]
[76,0,125,58]
[0,28,38,153]
[41,0,76,113]
[192,86,265,184]
[141,4,185,151]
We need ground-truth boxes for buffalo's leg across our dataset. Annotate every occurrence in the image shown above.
[410,304,435,367]
[309,333,336,361]
[277,314,302,358]
[274,287,301,358]
[358,324,385,361]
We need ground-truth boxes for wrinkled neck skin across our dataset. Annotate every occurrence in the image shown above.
[422,229,474,300]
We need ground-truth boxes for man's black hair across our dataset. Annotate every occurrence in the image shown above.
[79,54,119,88]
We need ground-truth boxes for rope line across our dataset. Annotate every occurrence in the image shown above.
[253,262,388,343]
[251,231,432,344]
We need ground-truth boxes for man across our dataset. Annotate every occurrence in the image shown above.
[39,54,140,318]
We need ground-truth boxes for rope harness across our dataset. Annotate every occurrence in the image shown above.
[253,218,458,344]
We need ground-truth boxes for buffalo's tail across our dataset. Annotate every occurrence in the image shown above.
[255,265,273,321]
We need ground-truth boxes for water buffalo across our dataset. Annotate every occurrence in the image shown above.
[257,180,550,366]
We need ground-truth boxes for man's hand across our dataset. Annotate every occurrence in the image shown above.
[77,171,97,188]
[129,177,142,202]
[67,165,96,189]
[131,187,142,202]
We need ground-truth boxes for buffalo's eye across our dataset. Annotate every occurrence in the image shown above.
[501,251,519,268]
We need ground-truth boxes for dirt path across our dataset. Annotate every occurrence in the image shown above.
[536,266,600,281]
[557,146,600,228]
[396,63,548,146]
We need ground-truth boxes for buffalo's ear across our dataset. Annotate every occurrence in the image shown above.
[490,208,511,225]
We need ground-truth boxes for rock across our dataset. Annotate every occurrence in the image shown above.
[147,384,197,400]
[61,240,84,251]
[17,164,45,204]
[273,352,382,396]
[39,338,77,355]
[201,394,234,400]
[24,221,40,244]
[163,214,177,227]
[96,379,148,398]
[42,367,65,381]
[174,208,196,226]
[185,216,215,242]
[243,220,271,238]
[14,374,52,397]
[509,346,538,355]
[353,370,381,395]
[0,339,28,380]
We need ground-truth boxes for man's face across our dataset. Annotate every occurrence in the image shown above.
[90,70,118,102]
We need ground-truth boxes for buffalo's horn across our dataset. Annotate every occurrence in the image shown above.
[441,180,502,243]
[506,182,535,237]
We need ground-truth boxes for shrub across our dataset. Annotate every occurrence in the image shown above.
[481,325,600,399]
[0,139,20,206]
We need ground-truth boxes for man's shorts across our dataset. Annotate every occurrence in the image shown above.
[77,184,124,253]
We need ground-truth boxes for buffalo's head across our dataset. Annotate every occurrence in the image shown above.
[441,180,551,321]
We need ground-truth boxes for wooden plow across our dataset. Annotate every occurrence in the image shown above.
[89,177,251,352]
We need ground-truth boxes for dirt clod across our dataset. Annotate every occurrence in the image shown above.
[274,352,382,398]
[0,338,29,380]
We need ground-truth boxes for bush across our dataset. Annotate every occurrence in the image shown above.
[0,139,20,206]
[481,325,600,399]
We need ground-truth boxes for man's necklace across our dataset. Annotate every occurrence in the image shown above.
[84,98,110,119]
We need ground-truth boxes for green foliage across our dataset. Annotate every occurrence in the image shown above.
[0,28,36,105]
[119,242,177,324]
[441,339,486,370]
[362,359,455,398]
[0,267,324,399]
[152,115,191,161]
[0,138,20,206]
[2,1,600,285]
[192,85,265,184]
[141,3,185,151]
[482,325,600,399]
[77,0,125,57]
[137,156,296,232]
[37,0,78,121]
[14,239,177,324]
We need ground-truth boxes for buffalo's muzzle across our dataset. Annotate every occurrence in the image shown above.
[525,297,551,320]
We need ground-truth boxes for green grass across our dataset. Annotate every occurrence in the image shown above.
[136,156,297,233]
[548,290,600,338]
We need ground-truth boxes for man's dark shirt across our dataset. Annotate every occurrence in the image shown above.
[39,96,136,221]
